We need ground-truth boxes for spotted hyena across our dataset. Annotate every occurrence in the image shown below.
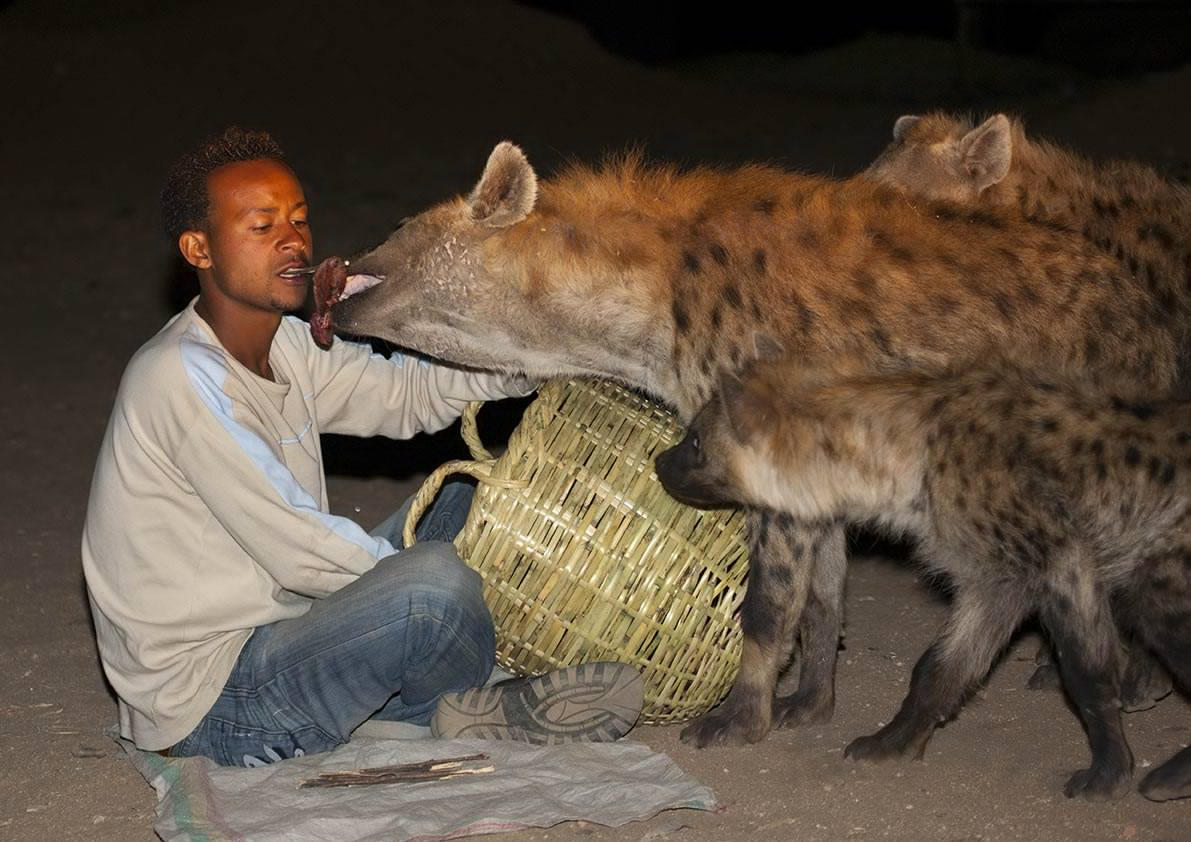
[866,110,1191,705]
[325,142,1185,748]
[655,357,1191,801]
[866,111,1191,324]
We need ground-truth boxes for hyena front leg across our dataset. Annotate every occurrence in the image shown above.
[846,578,1031,763]
[1039,583,1132,801]
[679,511,819,747]
[773,519,847,728]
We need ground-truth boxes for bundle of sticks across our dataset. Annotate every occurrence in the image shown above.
[299,753,493,788]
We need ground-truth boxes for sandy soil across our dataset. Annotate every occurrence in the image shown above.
[2,1,1189,839]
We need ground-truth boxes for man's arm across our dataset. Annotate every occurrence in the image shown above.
[298,322,536,439]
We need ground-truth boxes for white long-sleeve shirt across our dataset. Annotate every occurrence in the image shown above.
[81,300,532,750]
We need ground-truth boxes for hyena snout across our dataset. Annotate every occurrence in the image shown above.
[655,436,739,510]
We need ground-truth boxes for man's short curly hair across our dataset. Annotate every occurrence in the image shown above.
[160,127,286,244]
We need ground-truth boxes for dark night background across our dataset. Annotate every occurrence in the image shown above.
[2,1,1190,839]
[525,0,1191,73]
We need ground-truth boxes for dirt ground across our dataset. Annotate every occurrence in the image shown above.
[2,1,1189,839]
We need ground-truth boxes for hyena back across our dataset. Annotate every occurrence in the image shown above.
[866,111,1191,323]
[331,142,1185,748]
[656,358,1191,801]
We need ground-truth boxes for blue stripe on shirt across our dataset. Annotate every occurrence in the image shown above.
[179,325,397,561]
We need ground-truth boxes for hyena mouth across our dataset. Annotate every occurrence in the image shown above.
[309,256,382,349]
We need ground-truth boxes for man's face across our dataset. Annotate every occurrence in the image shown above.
[185,158,312,316]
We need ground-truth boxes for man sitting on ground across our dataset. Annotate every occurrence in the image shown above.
[81,127,642,766]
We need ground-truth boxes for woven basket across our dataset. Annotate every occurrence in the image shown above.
[403,377,749,724]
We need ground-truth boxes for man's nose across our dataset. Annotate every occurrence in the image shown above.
[279,222,308,250]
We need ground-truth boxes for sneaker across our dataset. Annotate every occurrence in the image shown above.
[430,662,644,744]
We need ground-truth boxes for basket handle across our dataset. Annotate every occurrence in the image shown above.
[402,401,490,548]
[401,460,484,548]
[460,400,494,461]
[405,390,548,546]
[401,445,530,548]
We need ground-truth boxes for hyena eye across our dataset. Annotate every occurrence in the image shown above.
[690,433,701,452]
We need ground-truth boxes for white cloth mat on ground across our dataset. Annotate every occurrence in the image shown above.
[114,722,719,841]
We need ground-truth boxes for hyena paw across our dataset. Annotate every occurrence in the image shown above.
[773,690,834,729]
[1138,748,1191,802]
[1025,663,1062,691]
[844,730,923,763]
[1063,764,1131,801]
[680,701,771,748]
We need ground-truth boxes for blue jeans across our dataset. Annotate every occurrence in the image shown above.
[169,482,493,767]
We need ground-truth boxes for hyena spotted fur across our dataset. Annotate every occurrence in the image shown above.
[867,111,1191,334]
[655,358,1191,802]
[868,110,1191,706]
[330,142,1186,748]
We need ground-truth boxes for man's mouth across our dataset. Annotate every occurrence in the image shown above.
[278,262,311,282]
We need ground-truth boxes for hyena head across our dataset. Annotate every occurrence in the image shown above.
[656,360,921,521]
[866,112,1014,203]
[332,142,542,373]
[332,142,669,386]
[654,381,754,511]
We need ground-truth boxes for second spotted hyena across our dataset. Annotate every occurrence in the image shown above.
[324,142,1185,749]
[866,111,1191,317]
[655,358,1191,802]
[867,111,1191,703]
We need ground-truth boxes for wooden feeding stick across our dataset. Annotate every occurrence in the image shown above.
[299,753,493,788]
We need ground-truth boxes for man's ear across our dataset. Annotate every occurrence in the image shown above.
[178,230,212,270]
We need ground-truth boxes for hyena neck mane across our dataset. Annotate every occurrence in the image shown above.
[899,112,1190,278]
[493,154,720,405]
[506,156,952,420]
[873,111,1188,256]
[998,126,1191,317]
[992,121,1184,227]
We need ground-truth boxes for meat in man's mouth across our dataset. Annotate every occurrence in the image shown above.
[310,257,346,349]
[308,257,384,349]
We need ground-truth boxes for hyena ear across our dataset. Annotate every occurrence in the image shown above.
[468,141,539,228]
[956,114,1012,193]
[892,114,920,142]
[716,371,767,445]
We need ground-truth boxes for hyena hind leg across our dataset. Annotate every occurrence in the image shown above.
[1119,640,1173,712]
[1141,747,1191,802]
[774,522,847,728]
[1135,565,1191,802]
[1040,587,1132,801]
[1026,638,1063,691]
[1029,633,1171,712]
[845,580,1031,764]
